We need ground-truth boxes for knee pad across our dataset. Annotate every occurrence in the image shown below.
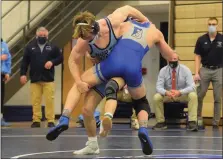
[132,96,151,116]
[105,79,119,100]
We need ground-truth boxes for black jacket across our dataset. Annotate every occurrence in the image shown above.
[20,39,63,83]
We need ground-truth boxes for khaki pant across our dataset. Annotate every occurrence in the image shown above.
[30,82,55,123]
[153,92,198,123]
[197,67,222,125]
[99,90,137,120]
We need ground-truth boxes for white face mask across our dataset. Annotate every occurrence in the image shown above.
[88,34,99,45]
[208,25,217,34]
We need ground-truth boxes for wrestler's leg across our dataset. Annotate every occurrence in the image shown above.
[104,77,125,114]
[62,67,102,117]
[101,77,125,136]
[128,84,153,155]
[73,89,102,155]
[83,90,103,138]
[118,88,139,129]
[128,83,149,126]
[46,67,102,141]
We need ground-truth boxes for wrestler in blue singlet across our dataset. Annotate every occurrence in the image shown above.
[90,17,118,97]
[95,19,151,88]
[94,19,153,156]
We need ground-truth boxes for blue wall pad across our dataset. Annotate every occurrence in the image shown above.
[4,105,46,122]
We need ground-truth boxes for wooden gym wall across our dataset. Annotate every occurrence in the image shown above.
[171,0,222,117]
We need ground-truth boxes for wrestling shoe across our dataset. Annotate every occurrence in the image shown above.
[100,116,112,137]
[99,120,109,137]
[138,127,153,155]
[46,116,69,141]
[73,141,99,155]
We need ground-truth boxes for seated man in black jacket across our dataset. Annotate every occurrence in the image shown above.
[20,27,63,128]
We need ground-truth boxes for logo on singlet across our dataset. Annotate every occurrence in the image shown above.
[94,46,113,61]
[131,27,143,39]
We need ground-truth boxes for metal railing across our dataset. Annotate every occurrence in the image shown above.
[48,1,87,36]
[6,1,55,44]
[10,1,65,61]
[6,0,105,80]
[1,0,22,19]
[9,0,84,77]
[4,0,109,104]
[10,1,74,64]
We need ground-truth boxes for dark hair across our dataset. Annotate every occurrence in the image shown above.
[1,38,3,42]
[208,17,218,24]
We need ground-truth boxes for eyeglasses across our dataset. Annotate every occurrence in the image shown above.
[208,23,217,26]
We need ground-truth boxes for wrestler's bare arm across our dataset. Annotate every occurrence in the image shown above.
[69,38,90,82]
[154,29,175,61]
[107,5,149,27]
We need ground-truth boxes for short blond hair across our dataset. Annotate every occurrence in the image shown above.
[72,11,96,39]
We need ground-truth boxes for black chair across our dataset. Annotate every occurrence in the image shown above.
[114,101,133,119]
[164,102,188,126]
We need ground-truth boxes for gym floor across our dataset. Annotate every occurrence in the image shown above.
[1,120,222,159]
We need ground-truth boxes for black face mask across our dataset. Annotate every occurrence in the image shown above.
[37,37,47,44]
[169,61,178,68]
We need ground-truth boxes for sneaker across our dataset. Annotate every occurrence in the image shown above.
[138,127,153,155]
[73,141,100,155]
[152,122,167,130]
[31,122,41,128]
[46,116,69,141]
[187,121,198,131]
[131,119,139,130]
[100,116,112,137]
[1,118,10,127]
[48,122,55,128]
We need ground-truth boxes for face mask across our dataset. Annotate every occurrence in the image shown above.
[88,34,99,45]
[37,37,47,44]
[208,26,217,34]
[169,61,178,68]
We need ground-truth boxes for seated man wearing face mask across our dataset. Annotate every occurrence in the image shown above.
[152,53,198,131]
[20,27,63,128]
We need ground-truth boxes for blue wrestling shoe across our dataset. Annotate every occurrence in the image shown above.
[138,127,153,155]
[46,116,69,141]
